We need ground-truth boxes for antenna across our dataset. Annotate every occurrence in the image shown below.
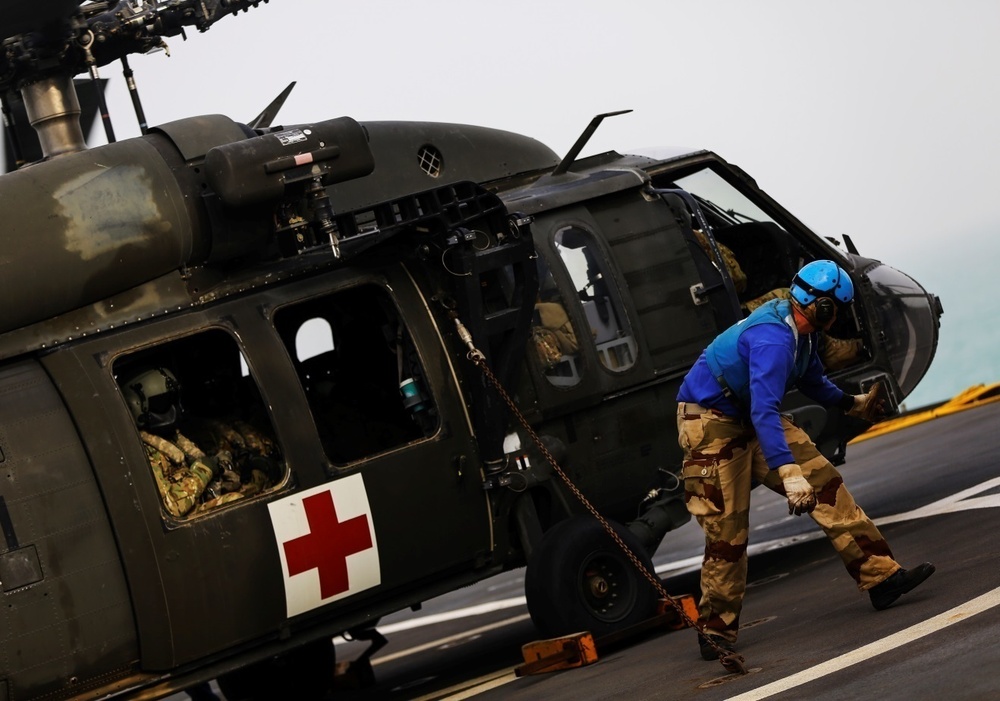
[249,82,297,130]
[552,109,632,176]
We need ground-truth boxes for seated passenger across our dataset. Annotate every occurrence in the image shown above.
[536,300,579,353]
[189,418,280,513]
[123,367,278,517]
[743,286,791,313]
[532,297,580,368]
[693,228,747,295]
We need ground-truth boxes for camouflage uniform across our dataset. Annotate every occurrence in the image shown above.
[819,334,864,371]
[535,302,579,353]
[142,421,278,517]
[201,418,279,458]
[677,404,900,642]
[742,286,790,313]
[141,430,217,518]
[693,229,747,294]
[191,419,279,514]
[532,301,580,369]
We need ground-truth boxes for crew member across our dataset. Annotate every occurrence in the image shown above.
[123,367,277,517]
[532,297,579,368]
[676,260,934,660]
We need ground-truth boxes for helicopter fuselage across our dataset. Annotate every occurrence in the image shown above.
[0,94,942,701]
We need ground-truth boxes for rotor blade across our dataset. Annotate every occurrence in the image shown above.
[248,82,297,130]
[78,77,109,144]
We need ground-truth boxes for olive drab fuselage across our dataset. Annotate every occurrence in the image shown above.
[0,5,943,699]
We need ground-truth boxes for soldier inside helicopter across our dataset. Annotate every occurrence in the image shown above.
[115,330,285,519]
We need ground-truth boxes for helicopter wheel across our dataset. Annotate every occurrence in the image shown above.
[216,637,336,700]
[524,515,658,638]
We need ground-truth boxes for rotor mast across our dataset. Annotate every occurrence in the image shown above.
[21,74,86,158]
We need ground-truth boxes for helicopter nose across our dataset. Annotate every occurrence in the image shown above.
[864,264,942,398]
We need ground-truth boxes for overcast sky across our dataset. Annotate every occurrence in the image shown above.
[62,1,1000,404]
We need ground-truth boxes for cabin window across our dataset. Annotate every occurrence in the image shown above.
[552,226,637,374]
[274,284,438,465]
[113,329,286,520]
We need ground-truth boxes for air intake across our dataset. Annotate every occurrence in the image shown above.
[417,144,443,177]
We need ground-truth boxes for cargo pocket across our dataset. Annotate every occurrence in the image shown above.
[682,461,724,516]
[677,413,704,453]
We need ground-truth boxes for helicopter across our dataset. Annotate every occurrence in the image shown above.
[0,1,944,699]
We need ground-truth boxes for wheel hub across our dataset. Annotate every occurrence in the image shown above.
[587,572,610,598]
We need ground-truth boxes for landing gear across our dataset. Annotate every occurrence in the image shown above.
[332,625,387,690]
[216,637,336,700]
[524,516,658,638]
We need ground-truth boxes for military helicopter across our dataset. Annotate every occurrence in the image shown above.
[0,1,943,699]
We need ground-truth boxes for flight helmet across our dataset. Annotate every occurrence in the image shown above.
[123,367,184,430]
[790,260,854,306]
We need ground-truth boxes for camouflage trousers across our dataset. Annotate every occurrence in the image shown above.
[677,403,900,642]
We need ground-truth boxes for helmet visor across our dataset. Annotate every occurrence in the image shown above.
[143,393,179,429]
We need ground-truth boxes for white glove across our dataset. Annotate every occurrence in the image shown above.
[777,463,816,516]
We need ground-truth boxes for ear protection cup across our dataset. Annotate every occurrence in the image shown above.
[814,297,835,325]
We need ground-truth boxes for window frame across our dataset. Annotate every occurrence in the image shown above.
[271,280,442,468]
[550,224,638,376]
[111,325,289,523]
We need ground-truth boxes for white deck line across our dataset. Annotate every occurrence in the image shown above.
[725,586,1000,701]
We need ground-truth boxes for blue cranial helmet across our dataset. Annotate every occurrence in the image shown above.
[790,260,854,306]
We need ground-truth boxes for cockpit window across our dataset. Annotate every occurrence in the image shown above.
[552,226,636,374]
[673,169,775,227]
[666,168,806,312]
[274,284,438,465]
[113,329,286,521]
[659,167,865,371]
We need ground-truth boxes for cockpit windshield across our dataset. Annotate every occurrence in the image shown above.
[669,166,844,261]
[651,164,867,372]
[673,169,776,229]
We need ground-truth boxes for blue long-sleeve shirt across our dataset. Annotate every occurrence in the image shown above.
[677,322,848,469]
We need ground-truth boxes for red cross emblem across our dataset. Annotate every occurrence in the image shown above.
[269,475,380,617]
[283,490,373,599]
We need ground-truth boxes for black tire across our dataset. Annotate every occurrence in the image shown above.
[524,515,658,638]
[216,637,336,700]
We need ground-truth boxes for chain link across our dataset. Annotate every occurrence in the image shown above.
[467,349,748,674]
